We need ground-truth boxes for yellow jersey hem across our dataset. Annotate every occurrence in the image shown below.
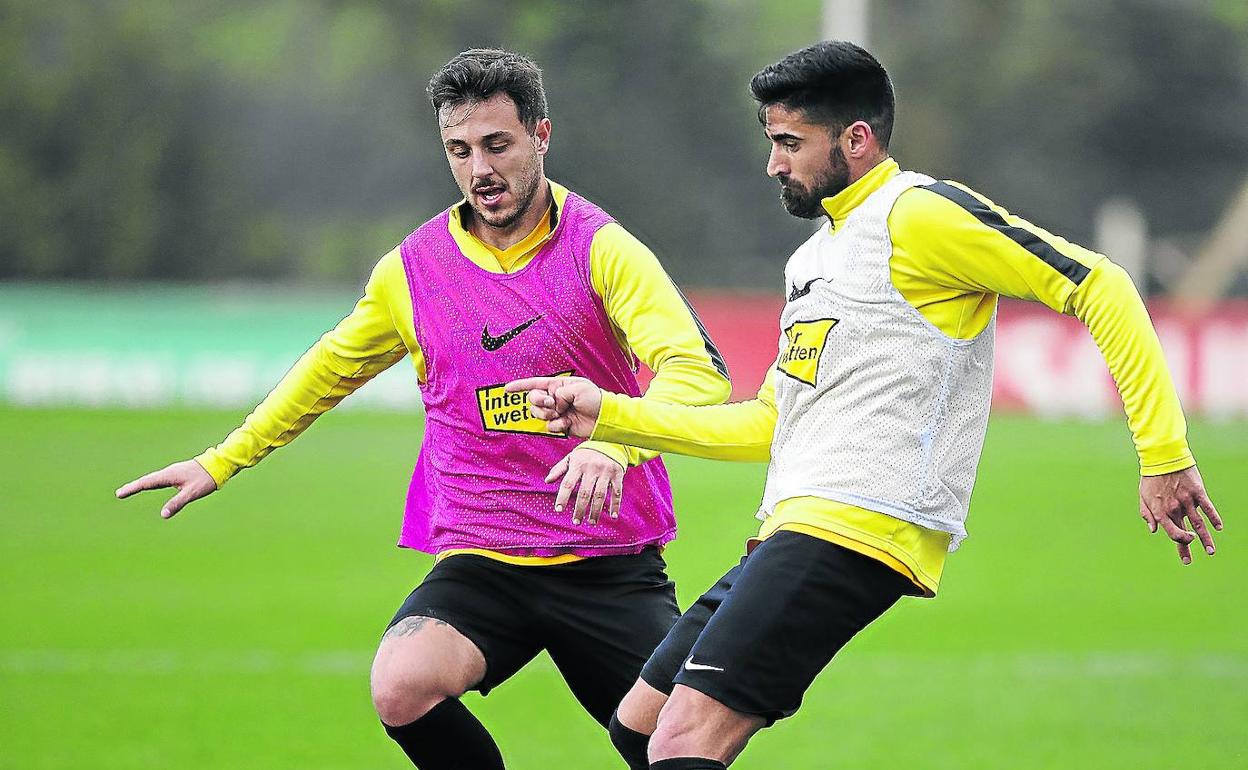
[436,548,587,566]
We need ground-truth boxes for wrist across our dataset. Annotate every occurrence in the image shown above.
[193,451,232,489]
[589,391,622,442]
[577,442,628,470]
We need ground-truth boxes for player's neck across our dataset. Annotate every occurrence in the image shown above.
[468,180,553,252]
[845,151,891,188]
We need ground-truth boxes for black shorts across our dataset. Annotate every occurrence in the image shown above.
[639,530,913,724]
[387,548,678,726]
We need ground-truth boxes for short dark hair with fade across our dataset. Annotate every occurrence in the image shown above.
[750,41,895,148]
[427,48,548,131]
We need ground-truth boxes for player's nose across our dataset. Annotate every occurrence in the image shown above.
[766,146,788,178]
[471,149,495,179]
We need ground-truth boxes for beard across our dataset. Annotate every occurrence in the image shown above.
[778,145,851,219]
[469,150,544,231]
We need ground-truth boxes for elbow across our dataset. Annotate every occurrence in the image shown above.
[705,373,733,405]
[651,360,733,406]
[686,370,733,406]
[1068,259,1140,320]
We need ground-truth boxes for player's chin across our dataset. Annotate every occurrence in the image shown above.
[477,205,521,229]
[780,190,821,219]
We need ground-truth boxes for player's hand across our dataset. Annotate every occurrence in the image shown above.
[115,460,218,519]
[505,376,603,438]
[546,447,624,525]
[1138,465,1222,564]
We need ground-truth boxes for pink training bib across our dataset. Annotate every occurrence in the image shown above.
[397,190,675,556]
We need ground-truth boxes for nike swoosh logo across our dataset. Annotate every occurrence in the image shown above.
[683,656,725,673]
[481,315,543,351]
[788,278,823,301]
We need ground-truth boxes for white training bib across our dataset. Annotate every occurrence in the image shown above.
[760,171,995,550]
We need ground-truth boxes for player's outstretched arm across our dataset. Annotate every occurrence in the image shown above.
[115,460,218,519]
[507,373,777,463]
[1139,465,1222,564]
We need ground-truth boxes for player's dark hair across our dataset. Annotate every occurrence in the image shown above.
[750,41,894,148]
[428,48,548,131]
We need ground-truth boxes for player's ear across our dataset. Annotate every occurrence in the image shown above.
[533,118,552,156]
[844,120,874,160]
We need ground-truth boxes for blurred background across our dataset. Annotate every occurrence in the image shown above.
[2,1,1246,769]
[3,0,1248,412]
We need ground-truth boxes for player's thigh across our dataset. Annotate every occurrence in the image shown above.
[635,556,746,701]
[378,555,542,698]
[542,548,681,726]
[673,530,914,725]
[613,555,750,733]
[371,615,486,701]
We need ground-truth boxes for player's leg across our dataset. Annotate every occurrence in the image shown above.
[650,685,764,768]
[555,552,747,769]
[371,616,486,726]
[616,556,749,769]
[372,555,541,769]
[648,530,915,767]
[541,548,679,726]
[610,680,670,770]
[528,548,678,769]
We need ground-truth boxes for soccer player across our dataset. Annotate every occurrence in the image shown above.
[508,41,1223,770]
[115,49,731,769]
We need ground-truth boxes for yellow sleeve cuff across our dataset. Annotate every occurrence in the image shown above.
[193,450,233,488]
[1139,440,1195,476]
[590,392,627,443]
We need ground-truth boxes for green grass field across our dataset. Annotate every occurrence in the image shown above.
[2,408,1245,769]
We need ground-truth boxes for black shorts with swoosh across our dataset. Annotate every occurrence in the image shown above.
[386,548,678,727]
[639,530,911,724]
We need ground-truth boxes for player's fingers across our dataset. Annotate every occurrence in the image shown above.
[527,390,556,410]
[1176,537,1192,565]
[545,456,570,484]
[115,469,173,499]
[545,416,571,434]
[1181,497,1216,556]
[609,473,624,520]
[555,467,582,517]
[1197,491,1223,532]
[584,474,610,525]
[530,401,559,421]
[161,487,196,519]
[574,473,596,525]
[505,377,561,393]
[1156,511,1194,546]
[1139,499,1157,533]
[553,385,577,411]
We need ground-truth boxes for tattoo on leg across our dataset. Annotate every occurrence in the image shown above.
[382,616,449,641]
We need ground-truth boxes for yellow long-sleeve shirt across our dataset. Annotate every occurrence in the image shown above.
[194,180,731,563]
[591,158,1193,596]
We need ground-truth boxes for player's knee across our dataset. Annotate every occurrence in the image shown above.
[617,679,667,735]
[370,667,465,726]
[372,682,449,726]
[649,689,759,763]
[648,708,703,761]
